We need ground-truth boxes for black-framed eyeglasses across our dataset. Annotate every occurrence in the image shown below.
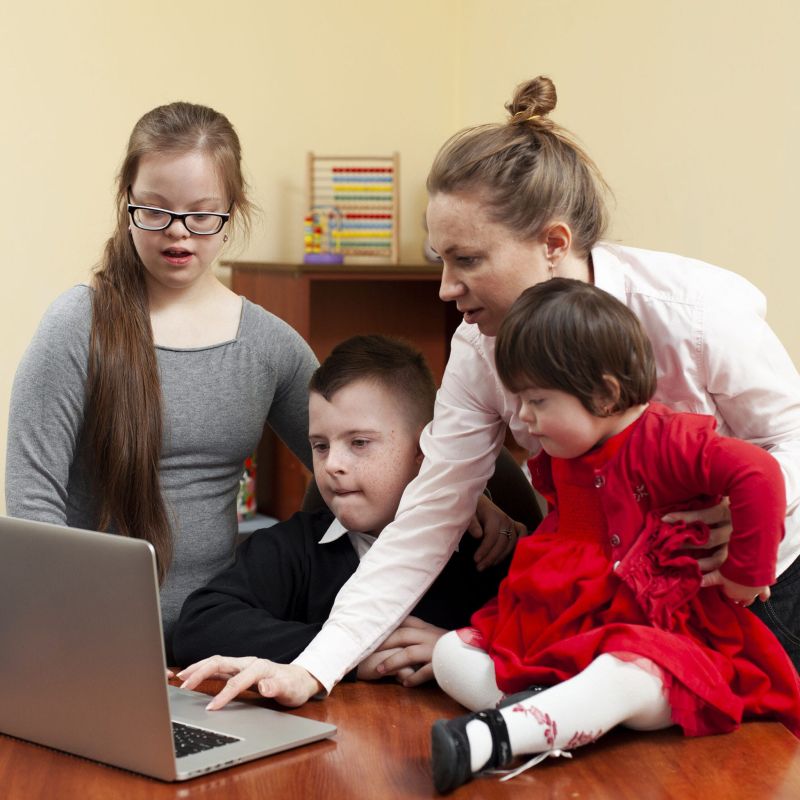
[127,193,232,236]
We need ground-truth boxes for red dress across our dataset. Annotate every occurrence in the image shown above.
[470,415,800,738]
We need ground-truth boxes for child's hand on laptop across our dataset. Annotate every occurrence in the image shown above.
[358,616,446,687]
[177,657,323,709]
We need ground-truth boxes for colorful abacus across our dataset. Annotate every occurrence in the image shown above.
[306,153,399,264]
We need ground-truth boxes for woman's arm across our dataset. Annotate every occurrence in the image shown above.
[291,327,511,693]
[5,288,91,523]
[181,325,516,705]
[662,293,800,576]
[703,297,800,565]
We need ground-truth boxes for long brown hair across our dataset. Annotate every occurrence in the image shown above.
[427,76,609,256]
[85,102,254,582]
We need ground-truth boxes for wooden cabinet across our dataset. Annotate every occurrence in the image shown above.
[228,261,458,519]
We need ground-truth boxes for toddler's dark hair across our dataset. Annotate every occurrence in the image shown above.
[495,278,657,415]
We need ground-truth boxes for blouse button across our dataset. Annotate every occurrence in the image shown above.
[609,534,621,547]
[594,475,605,488]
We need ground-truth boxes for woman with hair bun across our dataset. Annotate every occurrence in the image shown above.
[6,102,319,652]
[183,77,800,718]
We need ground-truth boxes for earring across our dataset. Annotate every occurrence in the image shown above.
[548,259,555,279]
[223,234,228,243]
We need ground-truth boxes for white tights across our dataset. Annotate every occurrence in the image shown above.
[432,630,672,772]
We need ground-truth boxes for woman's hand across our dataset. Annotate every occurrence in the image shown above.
[357,616,447,687]
[702,571,771,606]
[468,494,526,571]
[177,656,323,709]
[662,498,731,573]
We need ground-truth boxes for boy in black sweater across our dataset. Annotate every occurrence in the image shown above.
[172,335,516,686]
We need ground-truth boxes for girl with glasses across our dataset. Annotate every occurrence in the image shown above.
[5,102,318,654]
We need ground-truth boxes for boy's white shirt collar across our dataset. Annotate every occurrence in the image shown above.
[319,517,377,560]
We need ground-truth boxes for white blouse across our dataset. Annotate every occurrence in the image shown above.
[294,242,800,691]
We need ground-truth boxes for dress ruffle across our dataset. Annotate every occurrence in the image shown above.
[615,515,707,631]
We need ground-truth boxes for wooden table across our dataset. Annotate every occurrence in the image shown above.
[2,679,800,799]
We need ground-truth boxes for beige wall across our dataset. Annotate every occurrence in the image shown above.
[1,1,798,511]
[0,1,461,511]
[457,0,799,357]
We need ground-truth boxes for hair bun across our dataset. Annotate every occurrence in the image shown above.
[505,76,557,124]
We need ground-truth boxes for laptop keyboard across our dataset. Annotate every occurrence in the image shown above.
[172,721,241,758]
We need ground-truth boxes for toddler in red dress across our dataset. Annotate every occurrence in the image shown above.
[430,278,800,793]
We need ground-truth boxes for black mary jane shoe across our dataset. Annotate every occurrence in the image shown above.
[430,708,512,794]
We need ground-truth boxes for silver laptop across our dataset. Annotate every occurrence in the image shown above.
[0,515,336,781]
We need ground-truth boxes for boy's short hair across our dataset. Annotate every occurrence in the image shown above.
[495,278,657,415]
[309,335,437,431]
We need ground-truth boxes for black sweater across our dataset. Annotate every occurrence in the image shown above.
[171,509,510,673]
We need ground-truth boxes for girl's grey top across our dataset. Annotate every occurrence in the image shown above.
[5,285,318,640]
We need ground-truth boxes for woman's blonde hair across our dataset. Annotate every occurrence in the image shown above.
[86,102,254,583]
[427,76,609,255]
